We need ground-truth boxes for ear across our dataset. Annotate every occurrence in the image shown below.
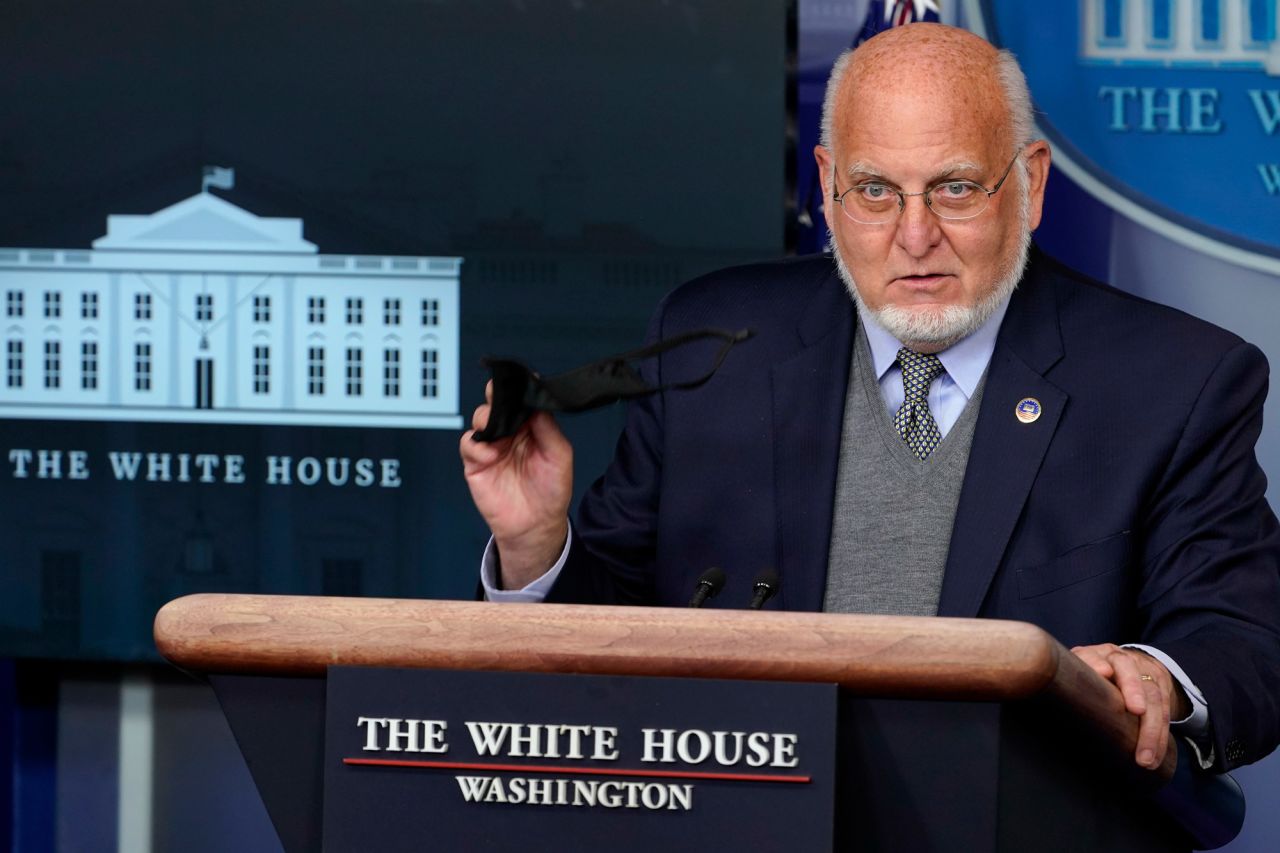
[813,145,837,231]
[1022,140,1052,231]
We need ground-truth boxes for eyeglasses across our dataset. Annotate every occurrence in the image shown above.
[830,154,1021,225]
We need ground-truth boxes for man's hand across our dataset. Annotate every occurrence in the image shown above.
[460,381,574,590]
[1071,643,1192,769]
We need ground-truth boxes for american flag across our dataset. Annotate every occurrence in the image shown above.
[201,165,235,192]
[855,0,943,45]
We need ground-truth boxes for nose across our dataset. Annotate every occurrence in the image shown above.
[894,193,943,258]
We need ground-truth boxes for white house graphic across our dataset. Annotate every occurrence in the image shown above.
[0,192,462,429]
[1081,0,1279,74]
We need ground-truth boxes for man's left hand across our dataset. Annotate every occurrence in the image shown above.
[1071,643,1192,769]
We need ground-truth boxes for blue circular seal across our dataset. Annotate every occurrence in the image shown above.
[976,0,1280,269]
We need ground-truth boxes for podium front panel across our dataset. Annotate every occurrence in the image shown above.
[321,668,838,853]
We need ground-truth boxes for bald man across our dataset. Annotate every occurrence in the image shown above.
[461,24,1280,779]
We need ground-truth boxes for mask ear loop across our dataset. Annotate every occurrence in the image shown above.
[611,327,755,392]
[537,327,755,413]
[669,327,753,389]
[471,328,754,442]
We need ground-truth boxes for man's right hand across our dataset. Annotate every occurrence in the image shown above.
[460,381,574,590]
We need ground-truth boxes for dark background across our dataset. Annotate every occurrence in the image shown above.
[0,0,788,661]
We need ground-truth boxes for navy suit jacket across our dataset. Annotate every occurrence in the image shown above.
[546,248,1280,770]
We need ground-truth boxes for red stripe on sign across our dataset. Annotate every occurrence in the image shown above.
[343,758,811,784]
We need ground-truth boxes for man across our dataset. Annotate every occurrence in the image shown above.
[460,24,1280,777]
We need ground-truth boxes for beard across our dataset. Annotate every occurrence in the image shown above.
[831,178,1033,352]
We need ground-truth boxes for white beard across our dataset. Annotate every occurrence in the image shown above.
[831,180,1033,352]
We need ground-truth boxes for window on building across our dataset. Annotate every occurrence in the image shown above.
[384,298,401,325]
[421,348,439,399]
[308,296,326,324]
[345,347,363,396]
[81,341,98,390]
[383,348,401,397]
[195,293,214,322]
[135,293,152,321]
[253,345,270,394]
[135,343,152,391]
[81,291,99,320]
[253,295,271,323]
[5,290,22,318]
[44,340,61,389]
[421,298,440,326]
[6,340,22,388]
[1250,0,1276,42]
[346,297,364,325]
[44,291,62,320]
[1199,0,1221,41]
[307,347,325,395]
[1150,0,1172,42]
[1103,0,1125,40]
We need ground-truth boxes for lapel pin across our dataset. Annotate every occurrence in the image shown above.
[1015,397,1042,424]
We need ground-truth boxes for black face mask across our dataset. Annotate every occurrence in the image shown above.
[471,328,754,442]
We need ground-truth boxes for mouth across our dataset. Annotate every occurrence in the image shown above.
[892,273,954,291]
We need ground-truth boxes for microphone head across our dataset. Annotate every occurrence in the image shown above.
[747,568,779,609]
[751,568,779,591]
[697,566,727,596]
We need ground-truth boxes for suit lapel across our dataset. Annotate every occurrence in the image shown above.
[938,253,1068,617]
[771,271,857,612]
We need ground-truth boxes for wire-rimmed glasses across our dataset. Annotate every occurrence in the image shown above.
[830,154,1020,225]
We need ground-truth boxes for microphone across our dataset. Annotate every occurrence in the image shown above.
[687,567,726,608]
[747,568,779,610]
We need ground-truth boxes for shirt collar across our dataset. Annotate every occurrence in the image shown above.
[861,294,1012,399]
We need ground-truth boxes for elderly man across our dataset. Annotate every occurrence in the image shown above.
[460,23,1280,779]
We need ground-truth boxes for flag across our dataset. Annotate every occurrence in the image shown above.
[856,0,943,46]
[201,165,235,192]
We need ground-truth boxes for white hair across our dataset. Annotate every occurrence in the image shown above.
[994,49,1036,186]
[818,49,856,153]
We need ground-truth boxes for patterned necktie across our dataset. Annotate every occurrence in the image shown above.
[893,347,946,460]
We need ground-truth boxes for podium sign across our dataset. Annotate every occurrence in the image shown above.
[322,668,837,852]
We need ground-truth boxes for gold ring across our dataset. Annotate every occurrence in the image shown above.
[1139,674,1154,682]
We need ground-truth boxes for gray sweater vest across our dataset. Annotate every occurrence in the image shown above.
[822,321,986,616]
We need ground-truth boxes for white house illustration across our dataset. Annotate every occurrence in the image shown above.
[0,191,462,429]
[1081,0,1279,74]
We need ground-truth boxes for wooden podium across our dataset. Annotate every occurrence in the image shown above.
[154,594,1239,852]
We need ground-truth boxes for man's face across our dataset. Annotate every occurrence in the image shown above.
[815,69,1050,351]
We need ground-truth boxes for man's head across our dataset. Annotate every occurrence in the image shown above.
[814,24,1050,353]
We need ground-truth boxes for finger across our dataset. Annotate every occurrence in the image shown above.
[1107,650,1171,768]
[1107,649,1148,716]
[526,411,572,458]
[1134,673,1169,769]
[1070,644,1116,679]
[471,403,491,432]
[459,431,502,468]
[485,379,494,404]
[459,424,512,468]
